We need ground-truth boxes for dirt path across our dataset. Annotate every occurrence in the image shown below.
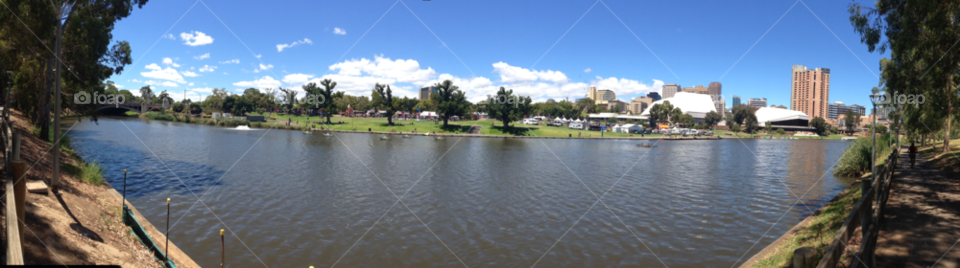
[1,110,199,267]
[875,147,960,267]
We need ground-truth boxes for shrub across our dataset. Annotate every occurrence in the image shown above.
[144,111,175,121]
[79,160,105,186]
[172,102,184,112]
[834,133,893,177]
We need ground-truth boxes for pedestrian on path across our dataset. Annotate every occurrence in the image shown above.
[909,142,918,168]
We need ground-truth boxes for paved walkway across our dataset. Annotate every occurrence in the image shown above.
[876,146,960,267]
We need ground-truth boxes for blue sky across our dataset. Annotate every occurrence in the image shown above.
[108,0,888,109]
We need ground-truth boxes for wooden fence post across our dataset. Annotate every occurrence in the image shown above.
[793,247,817,268]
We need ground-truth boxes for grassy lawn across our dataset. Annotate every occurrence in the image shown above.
[714,130,845,139]
[751,184,863,268]
[918,139,960,180]
[256,114,670,138]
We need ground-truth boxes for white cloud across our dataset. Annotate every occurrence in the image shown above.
[333,27,347,35]
[259,63,273,70]
[276,38,312,52]
[162,33,176,40]
[199,65,217,72]
[141,64,186,83]
[181,71,200,77]
[114,84,124,88]
[194,53,210,60]
[584,68,592,73]
[275,55,662,103]
[144,80,179,87]
[131,79,142,83]
[180,31,214,46]
[233,76,281,89]
[255,54,262,59]
[188,82,195,86]
[223,72,228,75]
[219,59,240,64]
[162,57,181,68]
[492,62,568,83]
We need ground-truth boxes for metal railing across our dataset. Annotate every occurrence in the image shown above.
[815,141,899,268]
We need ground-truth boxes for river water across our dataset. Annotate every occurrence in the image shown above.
[65,117,855,267]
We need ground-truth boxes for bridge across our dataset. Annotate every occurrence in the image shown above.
[97,102,163,113]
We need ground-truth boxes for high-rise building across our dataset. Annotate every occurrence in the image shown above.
[588,86,597,100]
[791,65,831,119]
[646,92,661,101]
[708,82,722,96]
[733,95,741,107]
[827,101,866,119]
[748,98,767,108]
[662,84,681,99]
[419,86,438,100]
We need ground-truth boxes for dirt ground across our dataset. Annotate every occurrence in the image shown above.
[1,109,200,267]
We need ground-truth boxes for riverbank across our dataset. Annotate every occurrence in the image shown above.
[1,109,199,267]
[739,180,864,268]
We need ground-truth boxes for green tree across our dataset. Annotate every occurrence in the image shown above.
[810,117,828,136]
[373,83,397,125]
[139,86,153,103]
[679,113,695,127]
[764,121,773,135]
[776,128,786,136]
[731,122,741,136]
[743,115,759,134]
[704,111,722,129]
[485,87,532,128]
[303,79,341,123]
[844,109,860,134]
[850,0,960,152]
[732,104,755,125]
[430,80,470,127]
[670,107,683,126]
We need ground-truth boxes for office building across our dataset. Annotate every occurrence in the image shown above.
[827,101,866,119]
[419,86,438,100]
[748,98,767,108]
[588,86,616,102]
[629,96,654,114]
[646,92,661,101]
[733,95,741,107]
[791,65,831,119]
[662,83,681,99]
[708,82,722,96]
[682,85,710,95]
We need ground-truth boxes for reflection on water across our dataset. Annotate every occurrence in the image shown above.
[66,118,854,267]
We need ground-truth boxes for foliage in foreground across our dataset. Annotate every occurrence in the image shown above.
[834,133,892,177]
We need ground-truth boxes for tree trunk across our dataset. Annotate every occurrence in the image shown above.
[443,117,448,127]
[325,114,332,124]
[38,55,54,142]
[502,119,508,128]
[387,114,393,126]
[944,74,953,153]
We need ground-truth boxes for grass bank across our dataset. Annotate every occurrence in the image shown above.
[918,138,960,180]
[748,182,863,268]
[833,133,893,177]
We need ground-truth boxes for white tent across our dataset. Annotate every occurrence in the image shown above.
[568,121,584,129]
[639,92,717,119]
[755,107,810,124]
[420,111,438,117]
[623,124,643,133]
[611,124,622,132]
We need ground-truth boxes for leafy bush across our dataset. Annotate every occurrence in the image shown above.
[144,111,175,121]
[834,133,892,177]
[172,102,184,112]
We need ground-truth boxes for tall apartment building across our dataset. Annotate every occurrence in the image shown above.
[662,83,681,99]
[419,86,437,100]
[708,82,722,96]
[748,98,767,108]
[791,65,830,119]
[827,101,866,119]
[588,86,597,100]
[733,95,741,106]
